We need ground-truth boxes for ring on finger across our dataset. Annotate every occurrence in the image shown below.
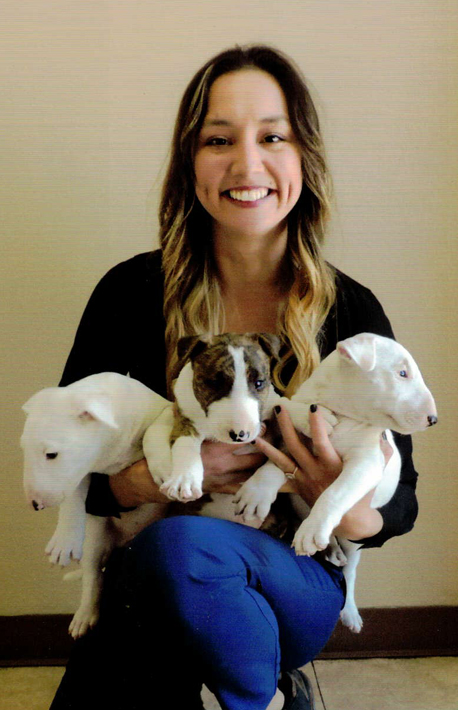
[285,466,298,480]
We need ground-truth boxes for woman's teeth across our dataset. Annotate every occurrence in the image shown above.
[228,188,270,202]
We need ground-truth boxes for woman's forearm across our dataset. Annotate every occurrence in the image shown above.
[109,459,170,506]
[109,456,297,508]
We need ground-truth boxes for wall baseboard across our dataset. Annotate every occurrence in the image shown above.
[318,605,458,659]
[1,606,457,667]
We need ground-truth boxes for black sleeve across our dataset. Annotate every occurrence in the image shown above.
[325,269,419,549]
[358,431,418,549]
[59,265,131,387]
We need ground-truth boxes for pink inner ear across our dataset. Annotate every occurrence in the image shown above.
[337,340,376,371]
[337,345,353,362]
[79,410,96,422]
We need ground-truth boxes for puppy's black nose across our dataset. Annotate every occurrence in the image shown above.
[229,429,250,442]
[427,415,438,427]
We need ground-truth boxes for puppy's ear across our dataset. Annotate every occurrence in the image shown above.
[253,333,282,361]
[177,336,208,364]
[337,333,377,372]
[73,392,119,429]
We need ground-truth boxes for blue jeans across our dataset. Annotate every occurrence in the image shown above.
[51,516,344,710]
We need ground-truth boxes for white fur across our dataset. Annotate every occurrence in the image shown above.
[234,333,437,632]
[21,372,172,637]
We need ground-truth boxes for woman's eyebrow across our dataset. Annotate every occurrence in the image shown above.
[202,115,289,127]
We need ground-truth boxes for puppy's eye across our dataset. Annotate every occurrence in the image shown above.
[399,370,408,378]
[46,452,58,460]
[254,379,266,390]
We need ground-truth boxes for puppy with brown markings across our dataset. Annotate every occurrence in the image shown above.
[146,333,281,502]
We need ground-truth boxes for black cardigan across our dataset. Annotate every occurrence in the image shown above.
[60,250,419,549]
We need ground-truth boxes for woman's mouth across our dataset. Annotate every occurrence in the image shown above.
[223,187,273,204]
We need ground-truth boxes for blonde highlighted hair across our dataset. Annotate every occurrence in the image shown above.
[159,45,336,396]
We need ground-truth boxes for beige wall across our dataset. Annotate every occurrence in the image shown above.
[1,0,457,616]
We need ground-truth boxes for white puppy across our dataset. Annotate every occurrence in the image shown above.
[234,333,437,632]
[20,336,286,637]
[21,372,172,637]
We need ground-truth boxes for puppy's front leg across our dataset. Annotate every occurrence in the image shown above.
[233,461,286,522]
[159,434,204,502]
[68,513,113,639]
[45,477,90,566]
[293,448,384,556]
[143,406,174,486]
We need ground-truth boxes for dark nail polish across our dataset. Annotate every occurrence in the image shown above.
[310,404,317,413]
[274,405,281,414]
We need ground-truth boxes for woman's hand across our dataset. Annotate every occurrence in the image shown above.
[109,441,266,507]
[254,405,343,505]
[201,438,266,481]
[255,405,390,541]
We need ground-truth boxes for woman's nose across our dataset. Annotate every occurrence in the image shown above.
[230,139,263,176]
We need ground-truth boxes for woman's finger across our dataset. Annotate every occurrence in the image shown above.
[253,435,296,473]
[274,406,317,472]
[308,406,341,466]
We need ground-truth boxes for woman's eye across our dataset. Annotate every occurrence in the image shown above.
[207,137,229,146]
[264,134,284,144]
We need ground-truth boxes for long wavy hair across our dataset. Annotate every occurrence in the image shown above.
[159,44,336,396]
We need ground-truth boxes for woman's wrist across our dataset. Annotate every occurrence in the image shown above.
[109,459,169,507]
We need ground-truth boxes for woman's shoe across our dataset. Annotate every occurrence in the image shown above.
[279,669,315,710]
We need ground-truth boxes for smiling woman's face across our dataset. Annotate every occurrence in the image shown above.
[194,69,303,241]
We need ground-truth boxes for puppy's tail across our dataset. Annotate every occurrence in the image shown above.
[63,569,83,582]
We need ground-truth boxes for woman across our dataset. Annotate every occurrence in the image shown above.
[50,45,418,710]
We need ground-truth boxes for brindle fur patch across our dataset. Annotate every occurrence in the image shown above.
[190,334,276,415]
[170,406,199,446]
[242,342,273,417]
[190,336,236,414]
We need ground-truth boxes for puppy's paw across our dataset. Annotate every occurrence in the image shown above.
[160,475,203,502]
[233,480,275,522]
[324,536,347,567]
[292,518,331,557]
[302,405,337,436]
[149,468,168,487]
[46,529,84,566]
[146,452,173,487]
[289,403,337,438]
[340,604,363,633]
[318,406,338,434]
[69,605,99,639]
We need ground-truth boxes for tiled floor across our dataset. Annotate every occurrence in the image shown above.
[1,658,457,710]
